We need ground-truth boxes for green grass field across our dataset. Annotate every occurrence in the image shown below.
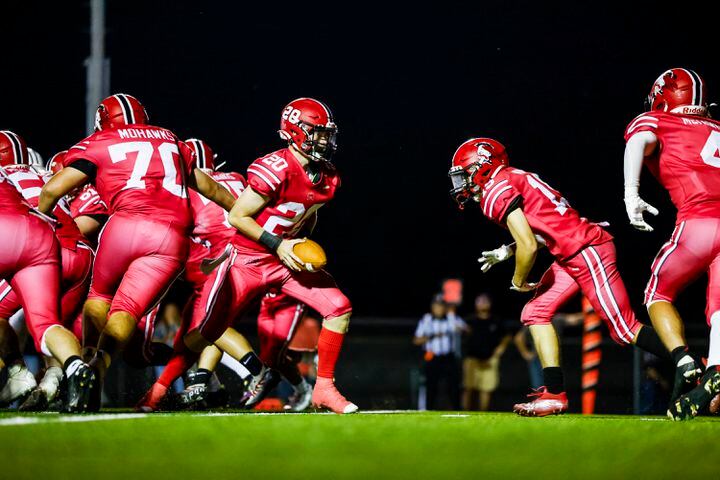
[1,410,718,480]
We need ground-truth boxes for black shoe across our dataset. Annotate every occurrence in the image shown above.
[239,367,280,409]
[19,387,49,412]
[177,382,209,411]
[670,355,703,404]
[63,363,98,413]
[668,368,720,421]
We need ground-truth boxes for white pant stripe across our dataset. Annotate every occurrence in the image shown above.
[587,246,634,341]
[580,249,631,343]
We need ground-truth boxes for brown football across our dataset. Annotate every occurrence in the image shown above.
[293,239,327,272]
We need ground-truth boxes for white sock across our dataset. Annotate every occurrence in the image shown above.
[219,353,250,380]
[293,378,309,394]
[708,312,720,368]
[39,367,63,401]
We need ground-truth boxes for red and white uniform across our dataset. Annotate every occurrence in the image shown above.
[64,125,195,320]
[189,148,351,344]
[0,165,92,340]
[625,112,720,323]
[0,170,62,355]
[68,184,108,221]
[482,166,640,344]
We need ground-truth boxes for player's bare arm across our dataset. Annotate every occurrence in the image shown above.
[187,167,236,212]
[38,166,88,214]
[228,186,305,271]
[505,208,538,291]
[623,131,660,232]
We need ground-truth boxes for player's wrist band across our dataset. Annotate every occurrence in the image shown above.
[259,231,282,252]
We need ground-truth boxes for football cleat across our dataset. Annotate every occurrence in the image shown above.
[135,382,169,413]
[0,364,37,407]
[239,367,280,409]
[63,361,98,413]
[667,368,720,421]
[177,380,209,411]
[19,387,50,412]
[311,377,358,414]
[284,380,313,412]
[513,387,568,417]
[669,355,703,404]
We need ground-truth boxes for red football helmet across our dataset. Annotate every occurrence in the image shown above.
[646,68,708,116]
[278,97,337,162]
[449,137,509,208]
[95,93,149,131]
[0,130,29,166]
[47,150,67,175]
[185,138,216,171]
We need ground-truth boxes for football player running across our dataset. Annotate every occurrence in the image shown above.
[137,138,275,412]
[449,137,669,416]
[182,98,356,414]
[0,146,95,413]
[38,94,238,411]
[623,68,720,420]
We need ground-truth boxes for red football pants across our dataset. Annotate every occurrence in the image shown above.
[645,218,720,325]
[188,247,351,344]
[88,214,188,321]
[521,241,641,345]
[0,213,62,354]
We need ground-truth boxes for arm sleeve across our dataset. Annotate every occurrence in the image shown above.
[414,316,427,338]
[624,114,660,142]
[66,159,97,183]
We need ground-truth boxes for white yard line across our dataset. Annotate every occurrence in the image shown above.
[441,414,469,418]
[0,413,149,427]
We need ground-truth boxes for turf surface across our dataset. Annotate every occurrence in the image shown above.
[1,410,718,479]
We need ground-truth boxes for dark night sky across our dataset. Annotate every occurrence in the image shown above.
[3,1,719,323]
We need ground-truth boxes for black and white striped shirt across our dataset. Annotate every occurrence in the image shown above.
[414,313,466,356]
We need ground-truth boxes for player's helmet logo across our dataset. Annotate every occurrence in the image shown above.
[47,150,68,175]
[646,68,708,116]
[94,93,149,131]
[449,137,509,209]
[0,130,29,167]
[185,138,216,172]
[279,98,338,162]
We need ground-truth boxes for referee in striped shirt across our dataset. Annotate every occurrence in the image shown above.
[414,294,468,410]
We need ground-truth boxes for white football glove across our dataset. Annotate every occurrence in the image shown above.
[624,194,659,232]
[478,244,514,273]
[510,280,538,292]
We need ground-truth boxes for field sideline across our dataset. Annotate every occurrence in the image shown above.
[1,410,719,479]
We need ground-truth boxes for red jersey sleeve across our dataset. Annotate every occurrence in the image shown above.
[481,178,522,223]
[246,155,288,198]
[64,137,98,167]
[624,113,661,142]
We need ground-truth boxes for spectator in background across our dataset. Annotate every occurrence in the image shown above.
[462,294,512,411]
[414,294,467,410]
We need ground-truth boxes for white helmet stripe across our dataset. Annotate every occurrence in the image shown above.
[687,69,703,106]
[1,131,25,164]
[188,139,206,169]
[679,68,699,105]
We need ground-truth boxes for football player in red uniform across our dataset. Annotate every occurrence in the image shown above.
[180,98,356,414]
[449,137,669,416]
[137,138,276,411]
[38,94,237,411]
[623,68,720,419]
[0,132,95,410]
[0,138,95,412]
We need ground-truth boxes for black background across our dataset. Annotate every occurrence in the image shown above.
[3,0,718,326]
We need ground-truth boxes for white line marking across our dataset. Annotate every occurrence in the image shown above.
[441,414,470,418]
[0,413,149,427]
